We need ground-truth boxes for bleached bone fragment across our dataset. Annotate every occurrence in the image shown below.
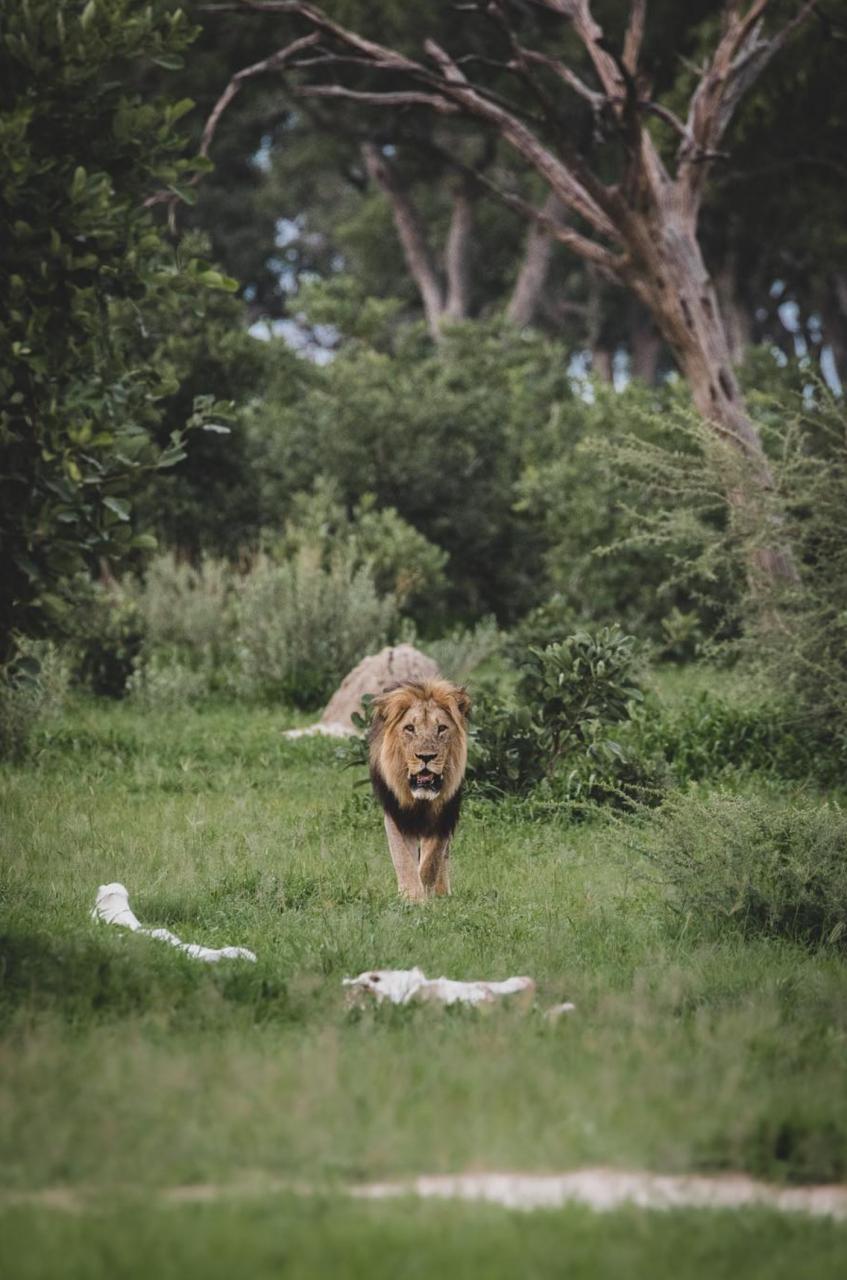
[342,967,535,1007]
[91,883,257,963]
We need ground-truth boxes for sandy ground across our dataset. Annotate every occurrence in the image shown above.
[4,1169,847,1219]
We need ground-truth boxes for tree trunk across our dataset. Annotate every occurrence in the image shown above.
[506,192,563,328]
[628,302,662,384]
[443,175,474,322]
[361,142,444,340]
[714,255,753,367]
[628,213,797,584]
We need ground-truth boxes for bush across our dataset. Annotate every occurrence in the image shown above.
[629,689,831,784]
[468,626,654,807]
[0,0,230,651]
[248,320,572,621]
[133,553,236,667]
[633,792,847,951]
[235,547,397,708]
[277,482,448,622]
[0,638,69,761]
[426,617,501,682]
[125,652,208,710]
[66,578,145,699]
[607,385,847,760]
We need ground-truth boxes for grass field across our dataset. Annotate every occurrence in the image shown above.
[2,691,847,1278]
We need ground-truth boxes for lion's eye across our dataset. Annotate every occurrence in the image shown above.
[437,724,448,734]
[403,724,415,734]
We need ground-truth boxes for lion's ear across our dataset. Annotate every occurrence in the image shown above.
[454,687,471,719]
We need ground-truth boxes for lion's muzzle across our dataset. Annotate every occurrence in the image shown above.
[409,769,442,799]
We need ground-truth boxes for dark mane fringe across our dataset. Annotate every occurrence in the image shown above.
[370,765,464,839]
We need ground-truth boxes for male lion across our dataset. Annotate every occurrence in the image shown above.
[369,681,470,901]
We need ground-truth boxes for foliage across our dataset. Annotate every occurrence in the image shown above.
[65,578,145,699]
[133,553,236,668]
[610,386,847,760]
[276,482,448,621]
[629,689,835,786]
[248,320,573,621]
[125,652,208,711]
[468,626,650,806]
[633,792,847,952]
[517,380,736,645]
[235,548,397,708]
[0,0,236,654]
[425,617,501,683]
[0,637,69,762]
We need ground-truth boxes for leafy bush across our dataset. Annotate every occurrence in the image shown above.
[133,553,236,667]
[0,0,233,652]
[248,320,572,621]
[235,548,397,708]
[277,483,448,621]
[468,626,654,806]
[0,638,69,761]
[608,385,847,760]
[125,653,208,711]
[629,690,830,784]
[426,617,501,682]
[66,579,145,699]
[633,792,847,951]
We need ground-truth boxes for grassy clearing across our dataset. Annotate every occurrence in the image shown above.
[5,1195,847,1280]
[2,693,847,1276]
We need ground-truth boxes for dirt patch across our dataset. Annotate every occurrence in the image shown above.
[3,1169,847,1219]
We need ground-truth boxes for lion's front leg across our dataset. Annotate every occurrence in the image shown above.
[420,836,451,897]
[384,813,425,902]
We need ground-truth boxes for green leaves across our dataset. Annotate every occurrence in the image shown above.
[0,0,232,651]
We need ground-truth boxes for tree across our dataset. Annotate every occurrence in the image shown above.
[200,0,823,584]
[0,0,234,655]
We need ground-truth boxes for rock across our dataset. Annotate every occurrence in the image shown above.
[318,645,439,734]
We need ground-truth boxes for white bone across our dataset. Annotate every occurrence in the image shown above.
[342,967,536,1006]
[91,883,257,964]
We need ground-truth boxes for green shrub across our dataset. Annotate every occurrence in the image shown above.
[426,617,501,682]
[133,553,236,667]
[66,579,145,699]
[277,482,448,621]
[468,626,654,806]
[608,385,847,759]
[235,548,397,708]
[629,690,830,784]
[0,638,69,761]
[125,652,208,710]
[633,792,847,951]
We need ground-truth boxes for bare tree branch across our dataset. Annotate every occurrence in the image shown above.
[680,0,819,213]
[506,190,566,327]
[444,174,475,321]
[361,142,445,338]
[623,0,647,75]
[143,31,320,208]
[296,85,460,114]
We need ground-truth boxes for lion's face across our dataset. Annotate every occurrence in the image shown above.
[370,681,470,808]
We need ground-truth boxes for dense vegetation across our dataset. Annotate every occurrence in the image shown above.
[2,2,846,1277]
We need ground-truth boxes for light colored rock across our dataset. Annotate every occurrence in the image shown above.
[319,644,439,733]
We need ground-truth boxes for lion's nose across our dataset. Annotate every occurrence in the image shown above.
[416,752,436,763]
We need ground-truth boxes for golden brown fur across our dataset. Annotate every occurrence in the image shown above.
[369,681,470,899]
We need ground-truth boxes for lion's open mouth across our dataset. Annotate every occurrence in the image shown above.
[410,770,442,793]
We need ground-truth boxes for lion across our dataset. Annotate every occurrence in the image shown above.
[369,680,471,901]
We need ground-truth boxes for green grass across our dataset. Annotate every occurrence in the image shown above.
[5,1196,847,1280]
[2,693,847,1278]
